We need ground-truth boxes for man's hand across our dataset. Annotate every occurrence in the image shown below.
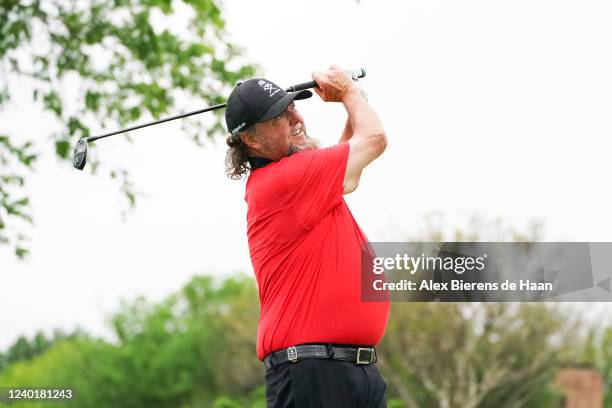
[312,65,359,102]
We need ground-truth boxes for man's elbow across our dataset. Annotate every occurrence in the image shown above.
[370,131,387,156]
[343,177,359,195]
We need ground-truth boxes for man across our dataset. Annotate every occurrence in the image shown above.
[225,66,390,407]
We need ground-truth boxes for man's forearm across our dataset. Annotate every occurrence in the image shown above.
[338,117,353,144]
[342,89,385,142]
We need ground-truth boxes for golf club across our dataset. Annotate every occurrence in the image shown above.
[72,68,366,170]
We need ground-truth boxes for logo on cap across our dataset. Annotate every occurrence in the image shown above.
[231,122,247,135]
[257,80,280,97]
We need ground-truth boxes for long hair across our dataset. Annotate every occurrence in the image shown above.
[224,126,257,180]
[224,125,319,179]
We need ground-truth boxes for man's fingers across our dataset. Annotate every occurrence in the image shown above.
[311,71,324,86]
[311,71,327,100]
[313,87,324,99]
[312,67,355,102]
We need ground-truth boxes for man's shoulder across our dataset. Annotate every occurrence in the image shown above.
[245,145,349,198]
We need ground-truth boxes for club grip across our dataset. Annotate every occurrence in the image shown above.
[285,80,318,92]
[285,68,366,93]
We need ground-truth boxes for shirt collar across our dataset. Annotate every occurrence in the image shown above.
[248,156,274,170]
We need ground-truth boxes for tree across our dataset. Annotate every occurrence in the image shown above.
[106,274,262,406]
[2,218,600,407]
[0,274,262,408]
[0,329,81,373]
[0,272,603,407]
[376,217,571,407]
[0,0,256,257]
[378,303,573,408]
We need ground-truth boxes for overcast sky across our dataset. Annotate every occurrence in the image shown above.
[1,0,611,349]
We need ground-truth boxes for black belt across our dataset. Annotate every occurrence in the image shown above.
[264,344,377,369]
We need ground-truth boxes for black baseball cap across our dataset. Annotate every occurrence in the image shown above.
[225,78,312,135]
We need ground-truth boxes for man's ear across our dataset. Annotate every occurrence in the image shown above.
[239,130,260,150]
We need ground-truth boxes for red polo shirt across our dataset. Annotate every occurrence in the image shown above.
[245,143,390,360]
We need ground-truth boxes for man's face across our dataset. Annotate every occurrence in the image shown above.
[247,103,319,161]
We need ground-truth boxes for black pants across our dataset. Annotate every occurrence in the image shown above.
[265,358,387,408]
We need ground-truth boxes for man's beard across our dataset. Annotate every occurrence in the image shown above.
[286,132,321,156]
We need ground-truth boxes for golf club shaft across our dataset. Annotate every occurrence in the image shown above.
[85,68,366,143]
[86,103,227,143]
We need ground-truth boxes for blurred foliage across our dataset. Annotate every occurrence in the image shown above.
[0,0,257,258]
[0,275,262,407]
[405,212,544,243]
[0,329,83,373]
[0,220,610,406]
[378,303,572,408]
[0,274,609,407]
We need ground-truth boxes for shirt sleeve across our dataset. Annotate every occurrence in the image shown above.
[283,143,350,230]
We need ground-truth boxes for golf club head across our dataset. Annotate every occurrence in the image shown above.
[73,138,88,170]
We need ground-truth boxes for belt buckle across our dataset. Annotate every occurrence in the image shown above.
[356,347,374,365]
[287,346,298,363]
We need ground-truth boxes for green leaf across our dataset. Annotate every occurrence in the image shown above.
[85,90,102,112]
[11,197,29,207]
[15,246,29,259]
[42,91,63,116]
[55,140,70,159]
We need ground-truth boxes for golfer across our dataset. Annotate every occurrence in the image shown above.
[225,65,390,407]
